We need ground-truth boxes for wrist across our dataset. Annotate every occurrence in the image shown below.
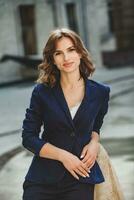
[58,149,68,163]
[91,138,99,144]
[91,131,100,143]
[89,139,100,148]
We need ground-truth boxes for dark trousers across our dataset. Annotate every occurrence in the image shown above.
[23,171,94,200]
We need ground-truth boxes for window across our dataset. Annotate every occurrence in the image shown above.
[19,5,37,55]
[107,0,115,33]
[66,3,78,33]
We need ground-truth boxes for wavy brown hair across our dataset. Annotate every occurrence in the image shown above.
[37,28,95,87]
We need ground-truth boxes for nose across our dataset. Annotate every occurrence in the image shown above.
[63,52,69,61]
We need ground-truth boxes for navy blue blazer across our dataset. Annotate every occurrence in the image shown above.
[22,77,110,185]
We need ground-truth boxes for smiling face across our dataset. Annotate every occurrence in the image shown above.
[53,37,81,75]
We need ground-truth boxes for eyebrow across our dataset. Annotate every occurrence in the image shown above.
[54,46,75,52]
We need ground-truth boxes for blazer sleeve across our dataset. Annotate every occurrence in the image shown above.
[22,85,47,156]
[93,85,110,134]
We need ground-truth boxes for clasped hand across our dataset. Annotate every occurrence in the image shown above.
[61,140,99,180]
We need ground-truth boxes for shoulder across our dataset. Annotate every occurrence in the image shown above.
[87,79,110,96]
[30,83,52,103]
[30,83,52,100]
[33,83,51,93]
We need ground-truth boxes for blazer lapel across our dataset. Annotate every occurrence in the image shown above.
[73,78,97,124]
[52,81,75,130]
[52,78,96,130]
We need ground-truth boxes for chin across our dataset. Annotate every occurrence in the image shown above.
[63,66,79,73]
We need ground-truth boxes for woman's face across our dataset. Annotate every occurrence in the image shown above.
[53,37,81,74]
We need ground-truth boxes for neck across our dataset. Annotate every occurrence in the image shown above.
[60,72,84,89]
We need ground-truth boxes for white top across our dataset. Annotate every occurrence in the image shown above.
[69,101,82,119]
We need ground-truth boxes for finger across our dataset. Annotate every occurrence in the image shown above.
[88,168,91,174]
[88,161,95,169]
[81,162,89,172]
[80,149,87,159]
[83,157,95,170]
[79,166,90,176]
[70,170,79,180]
[83,154,95,164]
[82,154,90,163]
[84,158,94,166]
[75,168,88,178]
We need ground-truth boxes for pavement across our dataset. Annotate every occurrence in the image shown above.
[0,66,134,200]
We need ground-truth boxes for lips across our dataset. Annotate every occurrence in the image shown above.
[63,62,74,67]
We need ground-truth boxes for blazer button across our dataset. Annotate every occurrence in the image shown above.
[70,131,75,137]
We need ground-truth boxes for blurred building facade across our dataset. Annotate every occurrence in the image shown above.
[0,0,55,83]
[0,0,133,84]
[107,0,134,50]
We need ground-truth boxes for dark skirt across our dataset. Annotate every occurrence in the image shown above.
[23,171,95,200]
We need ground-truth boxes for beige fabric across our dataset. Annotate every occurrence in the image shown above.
[94,144,125,200]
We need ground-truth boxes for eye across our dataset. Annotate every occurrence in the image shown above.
[54,52,61,56]
[69,48,76,51]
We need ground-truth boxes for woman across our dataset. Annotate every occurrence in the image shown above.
[22,28,110,200]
